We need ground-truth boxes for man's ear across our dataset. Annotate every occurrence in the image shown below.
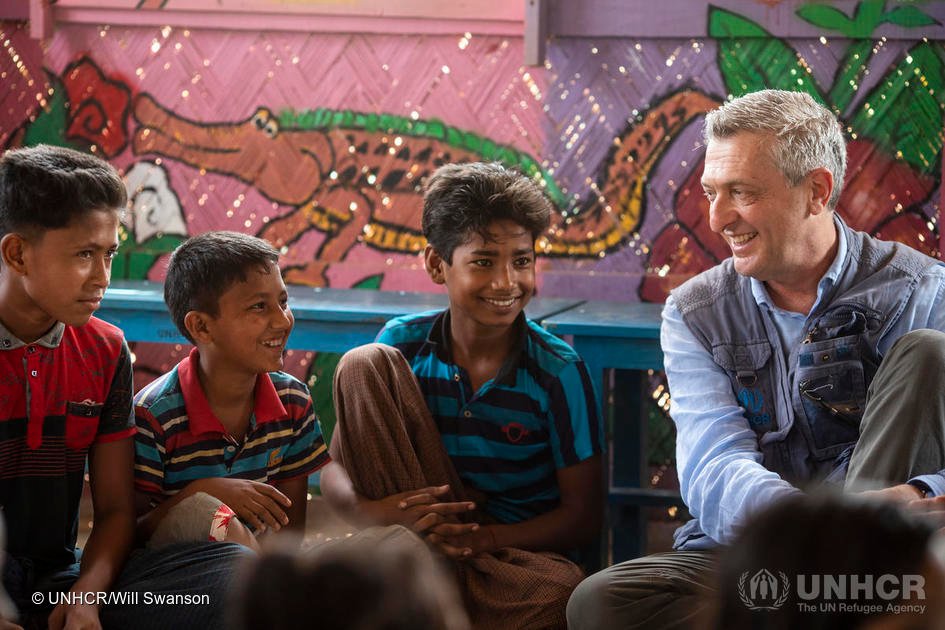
[0,233,29,276]
[807,167,835,215]
[424,245,447,285]
[183,311,214,344]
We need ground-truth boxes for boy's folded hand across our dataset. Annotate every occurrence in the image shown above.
[426,523,496,560]
[365,485,475,532]
[48,601,101,630]
[199,478,292,533]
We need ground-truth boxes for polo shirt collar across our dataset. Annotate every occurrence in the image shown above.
[0,320,65,351]
[177,347,288,436]
[426,309,527,387]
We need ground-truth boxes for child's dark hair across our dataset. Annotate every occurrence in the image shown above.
[231,531,470,630]
[716,492,938,630]
[0,144,127,240]
[422,162,553,263]
[164,231,280,344]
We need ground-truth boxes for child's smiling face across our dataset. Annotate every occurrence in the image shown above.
[198,262,294,376]
[425,219,535,334]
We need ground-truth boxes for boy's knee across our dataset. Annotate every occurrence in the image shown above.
[149,492,251,549]
[223,517,260,551]
[337,343,400,374]
[889,329,945,370]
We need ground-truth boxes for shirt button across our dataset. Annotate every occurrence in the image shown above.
[464,410,472,418]
[453,374,460,382]
[226,446,236,452]
[26,346,35,354]
[30,370,38,377]
[1,339,10,348]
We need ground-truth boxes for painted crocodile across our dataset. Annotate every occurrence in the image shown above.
[132,89,719,285]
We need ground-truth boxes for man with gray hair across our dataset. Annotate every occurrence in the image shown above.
[567,89,945,629]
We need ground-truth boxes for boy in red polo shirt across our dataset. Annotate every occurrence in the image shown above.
[0,145,244,630]
[132,231,330,549]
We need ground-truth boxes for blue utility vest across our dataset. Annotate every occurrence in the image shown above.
[669,217,935,547]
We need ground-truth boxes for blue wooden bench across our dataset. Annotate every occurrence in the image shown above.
[99,280,583,349]
[543,301,680,565]
[99,281,670,565]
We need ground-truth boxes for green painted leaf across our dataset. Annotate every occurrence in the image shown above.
[306,273,383,446]
[849,42,945,174]
[113,232,184,280]
[828,40,876,115]
[709,5,768,37]
[308,351,341,448]
[22,73,79,149]
[352,274,384,290]
[882,5,939,28]
[709,7,826,103]
[852,0,886,37]
[796,5,855,37]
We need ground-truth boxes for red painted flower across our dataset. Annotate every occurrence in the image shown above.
[62,56,132,157]
[640,158,725,303]
[839,139,936,246]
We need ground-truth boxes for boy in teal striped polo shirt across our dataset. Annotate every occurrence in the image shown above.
[133,231,329,549]
[320,162,603,629]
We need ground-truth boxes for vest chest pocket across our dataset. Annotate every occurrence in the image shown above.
[796,341,866,460]
[712,341,776,436]
[65,401,102,450]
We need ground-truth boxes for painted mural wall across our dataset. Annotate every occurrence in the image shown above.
[1,0,943,446]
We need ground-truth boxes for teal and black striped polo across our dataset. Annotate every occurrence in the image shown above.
[376,309,603,524]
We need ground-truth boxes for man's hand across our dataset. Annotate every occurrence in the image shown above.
[198,478,291,533]
[363,485,476,533]
[48,601,101,630]
[0,619,24,630]
[906,495,945,518]
[860,483,925,504]
[852,484,945,542]
[426,523,496,560]
[858,484,945,526]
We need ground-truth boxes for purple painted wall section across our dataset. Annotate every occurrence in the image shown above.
[540,37,728,301]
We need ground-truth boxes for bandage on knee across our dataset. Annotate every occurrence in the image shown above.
[209,504,236,541]
[148,491,234,549]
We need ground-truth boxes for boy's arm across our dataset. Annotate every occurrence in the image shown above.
[50,438,136,630]
[136,477,292,538]
[49,339,137,629]
[320,461,390,527]
[264,380,334,535]
[134,404,291,537]
[427,455,603,557]
[271,475,308,534]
